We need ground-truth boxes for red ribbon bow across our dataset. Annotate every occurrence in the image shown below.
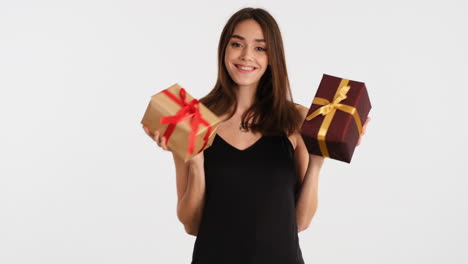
[160,88,211,155]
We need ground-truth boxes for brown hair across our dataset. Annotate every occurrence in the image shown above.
[200,7,302,136]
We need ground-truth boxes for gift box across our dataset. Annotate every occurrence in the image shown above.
[300,74,371,163]
[141,83,221,162]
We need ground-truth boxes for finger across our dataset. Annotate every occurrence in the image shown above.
[143,126,151,136]
[158,133,165,146]
[157,135,166,148]
[161,136,168,149]
[365,116,371,125]
[362,117,370,134]
[154,130,160,142]
[356,136,362,146]
[162,138,171,151]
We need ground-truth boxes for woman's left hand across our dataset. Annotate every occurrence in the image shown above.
[356,117,371,146]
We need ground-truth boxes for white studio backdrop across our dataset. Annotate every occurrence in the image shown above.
[1,0,467,263]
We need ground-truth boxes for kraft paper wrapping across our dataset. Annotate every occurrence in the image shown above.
[141,83,221,162]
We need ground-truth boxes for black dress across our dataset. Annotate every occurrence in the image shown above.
[191,133,305,264]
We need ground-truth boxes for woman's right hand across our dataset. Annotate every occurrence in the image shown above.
[143,125,204,165]
[143,125,169,151]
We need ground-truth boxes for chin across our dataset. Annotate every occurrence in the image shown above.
[231,75,261,86]
[233,80,259,87]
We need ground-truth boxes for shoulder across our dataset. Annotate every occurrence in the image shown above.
[295,103,309,120]
[288,103,309,150]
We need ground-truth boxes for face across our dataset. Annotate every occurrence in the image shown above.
[224,19,269,90]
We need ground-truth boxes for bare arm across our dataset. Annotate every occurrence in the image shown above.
[295,152,323,233]
[174,152,206,236]
[292,106,371,232]
[293,104,324,232]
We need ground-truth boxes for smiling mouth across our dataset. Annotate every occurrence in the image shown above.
[235,64,257,72]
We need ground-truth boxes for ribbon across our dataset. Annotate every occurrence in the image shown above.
[305,79,363,158]
[160,88,212,155]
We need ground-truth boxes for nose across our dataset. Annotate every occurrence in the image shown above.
[240,46,254,61]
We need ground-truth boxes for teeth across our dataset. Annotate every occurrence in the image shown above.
[237,65,255,70]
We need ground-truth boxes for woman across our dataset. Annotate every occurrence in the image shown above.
[143,7,369,264]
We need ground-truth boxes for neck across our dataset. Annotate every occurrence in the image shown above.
[235,83,258,114]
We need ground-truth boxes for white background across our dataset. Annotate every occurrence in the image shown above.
[1,0,467,263]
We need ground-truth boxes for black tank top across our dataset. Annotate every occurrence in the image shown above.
[191,133,305,264]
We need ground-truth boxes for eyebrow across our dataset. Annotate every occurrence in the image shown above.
[231,34,266,43]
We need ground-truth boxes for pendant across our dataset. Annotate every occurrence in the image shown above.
[239,122,249,132]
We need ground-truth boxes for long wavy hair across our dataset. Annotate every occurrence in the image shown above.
[200,7,302,137]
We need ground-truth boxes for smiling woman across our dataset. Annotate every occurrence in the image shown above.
[188,8,310,264]
[145,7,322,264]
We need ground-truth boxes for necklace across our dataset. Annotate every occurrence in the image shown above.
[239,122,250,132]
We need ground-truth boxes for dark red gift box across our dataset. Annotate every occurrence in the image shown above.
[300,74,372,163]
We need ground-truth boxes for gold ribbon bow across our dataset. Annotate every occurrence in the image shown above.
[305,79,363,158]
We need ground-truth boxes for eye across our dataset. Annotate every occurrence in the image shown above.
[256,47,267,52]
[231,42,242,47]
